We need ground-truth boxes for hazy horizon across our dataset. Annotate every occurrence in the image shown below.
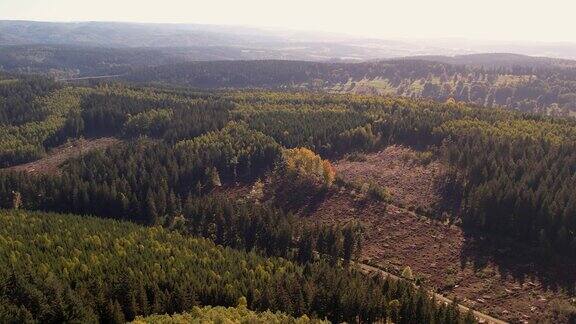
[2,0,576,43]
[3,18,576,47]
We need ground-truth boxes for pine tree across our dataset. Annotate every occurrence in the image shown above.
[401,266,414,280]
[145,190,158,225]
[207,167,222,188]
[11,191,21,210]
[108,300,125,324]
[297,231,315,264]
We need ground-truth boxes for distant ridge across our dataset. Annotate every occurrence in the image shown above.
[2,20,576,60]
[403,53,576,68]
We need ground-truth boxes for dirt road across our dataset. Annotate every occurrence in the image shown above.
[2,138,120,175]
[358,262,508,324]
[56,74,124,82]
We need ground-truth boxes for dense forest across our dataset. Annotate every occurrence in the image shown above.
[0,45,183,80]
[2,70,576,322]
[0,76,88,166]
[0,210,472,323]
[4,45,576,117]
[126,58,576,116]
[1,78,576,256]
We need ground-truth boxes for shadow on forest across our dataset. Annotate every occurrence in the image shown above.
[459,229,576,295]
[273,185,329,216]
[299,188,374,217]
[300,189,330,215]
[434,162,576,296]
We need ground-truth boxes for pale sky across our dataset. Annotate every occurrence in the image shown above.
[1,0,575,43]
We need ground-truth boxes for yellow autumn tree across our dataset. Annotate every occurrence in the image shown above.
[270,147,335,209]
[281,148,335,187]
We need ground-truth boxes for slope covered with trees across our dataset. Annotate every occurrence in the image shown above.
[2,83,576,256]
[2,79,576,322]
[0,75,88,167]
[126,58,576,116]
[0,123,280,222]
[0,209,470,323]
[0,79,234,167]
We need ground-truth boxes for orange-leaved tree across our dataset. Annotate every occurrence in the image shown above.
[281,147,335,187]
[270,147,335,210]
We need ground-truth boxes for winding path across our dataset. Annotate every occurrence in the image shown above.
[358,262,508,324]
[56,74,124,82]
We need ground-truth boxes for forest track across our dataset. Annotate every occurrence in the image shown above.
[56,74,124,82]
[357,262,508,324]
[2,137,120,175]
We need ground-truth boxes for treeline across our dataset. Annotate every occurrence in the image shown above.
[127,60,343,88]
[133,303,328,323]
[0,210,473,323]
[78,87,233,141]
[234,105,372,156]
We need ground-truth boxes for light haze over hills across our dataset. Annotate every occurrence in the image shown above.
[2,20,576,61]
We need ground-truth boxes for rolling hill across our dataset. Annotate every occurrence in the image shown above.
[125,57,576,116]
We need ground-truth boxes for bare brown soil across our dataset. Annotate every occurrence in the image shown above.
[302,147,576,323]
[334,145,458,216]
[3,138,120,175]
[359,263,506,324]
